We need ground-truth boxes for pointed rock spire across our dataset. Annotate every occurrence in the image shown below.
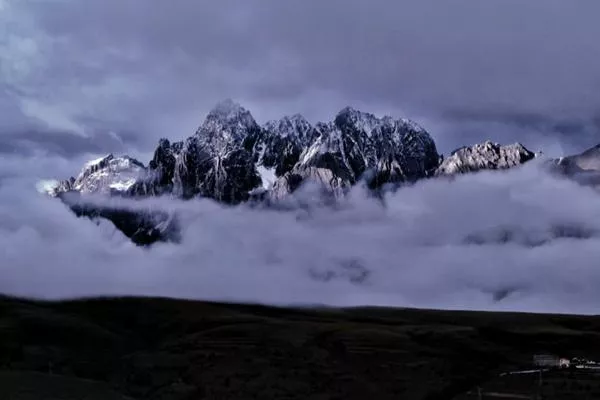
[197,99,261,148]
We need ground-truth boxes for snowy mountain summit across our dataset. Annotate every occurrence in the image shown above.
[48,154,146,197]
[48,100,538,203]
[46,100,539,245]
[435,141,536,176]
[196,99,262,152]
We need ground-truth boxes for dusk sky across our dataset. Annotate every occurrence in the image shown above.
[3,2,600,314]
[2,0,600,160]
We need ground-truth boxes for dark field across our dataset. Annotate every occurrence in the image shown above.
[455,369,600,399]
[1,296,600,399]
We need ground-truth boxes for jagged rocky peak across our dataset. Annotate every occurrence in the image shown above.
[334,106,381,136]
[196,99,261,148]
[78,153,143,175]
[333,106,427,136]
[299,106,439,183]
[46,100,562,246]
[270,107,440,200]
[435,141,535,176]
[548,143,600,174]
[131,100,266,203]
[130,138,184,196]
[62,153,146,195]
[208,98,248,119]
[148,138,183,174]
[253,114,319,179]
[263,114,314,141]
[544,143,600,189]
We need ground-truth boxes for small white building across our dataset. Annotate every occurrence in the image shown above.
[533,354,571,368]
[533,354,560,367]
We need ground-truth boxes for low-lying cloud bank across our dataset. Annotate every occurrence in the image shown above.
[2,154,600,315]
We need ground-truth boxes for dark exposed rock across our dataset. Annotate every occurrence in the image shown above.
[50,177,75,197]
[193,146,262,204]
[135,101,263,203]
[139,138,183,194]
[131,103,441,204]
[52,102,442,206]
[269,107,440,199]
[198,98,262,152]
[58,192,180,246]
[247,114,319,178]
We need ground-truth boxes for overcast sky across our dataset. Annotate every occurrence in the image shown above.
[1,0,600,160]
[4,2,600,313]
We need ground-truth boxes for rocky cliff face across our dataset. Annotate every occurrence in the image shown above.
[250,114,319,180]
[130,138,183,196]
[269,107,440,200]
[59,191,180,246]
[123,101,441,203]
[435,141,536,176]
[47,100,542,245]
[130,100,262,203]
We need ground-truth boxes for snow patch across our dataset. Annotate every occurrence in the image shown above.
[300,142,321,164]
[257,166,277,189]
[109,178,137,192]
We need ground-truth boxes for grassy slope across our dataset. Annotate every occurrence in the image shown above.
[1,296,599,399]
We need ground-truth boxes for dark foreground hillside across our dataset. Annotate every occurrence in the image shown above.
[1,296,599,399]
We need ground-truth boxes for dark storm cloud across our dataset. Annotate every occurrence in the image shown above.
[2,0,600,155]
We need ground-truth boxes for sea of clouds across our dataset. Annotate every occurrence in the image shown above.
[2,152,600,315]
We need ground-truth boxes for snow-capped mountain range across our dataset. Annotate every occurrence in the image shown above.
[44,99,583,245]
[48,100,448,202]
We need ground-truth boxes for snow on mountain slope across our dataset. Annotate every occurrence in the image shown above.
[51,101,541,205]
[271,106,440,199]
[196,98,262,153]
[45,100,546,246]
[47,154,146,197]
[257,165,277,189]
[71,154,146,194]
[435,141,535,176]
[250,114,319,178]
